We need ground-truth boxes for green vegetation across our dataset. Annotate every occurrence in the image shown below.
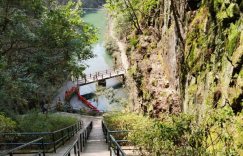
[106,0,158,33]
[104,108,243,155]
[161,92,166,97]
[106,0,243,155]
[1,110,78,133]
[113,14,131,40]
[0,110,78,150]
[0,113,17,133]
[130,36,138,47]
[151,78,157,85]
[93,86,128,108]
[227,22,241,56]
[16,111,77,132]
[0,0,98,114]
[104,36,122,67]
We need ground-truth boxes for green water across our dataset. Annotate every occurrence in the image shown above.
[81,10,114,72]
[82,10,106,42]
[77,10,127,111]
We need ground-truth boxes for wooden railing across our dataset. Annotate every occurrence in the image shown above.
[78,68,126,84]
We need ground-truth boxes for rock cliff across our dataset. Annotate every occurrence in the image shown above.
[120,0,243,117]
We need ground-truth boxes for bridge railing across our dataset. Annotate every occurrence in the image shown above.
[65,87,79,100]
[0,137,45,156]
[63,121,93,156]
[1,121,83,153]
[78,67,126,83]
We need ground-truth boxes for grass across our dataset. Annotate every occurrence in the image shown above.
[16,113,77,132]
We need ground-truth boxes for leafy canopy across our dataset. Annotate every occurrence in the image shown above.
[0,0,98,113]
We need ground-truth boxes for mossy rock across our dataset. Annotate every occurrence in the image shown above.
[228,87,241,104]
[239,69,243,77]
[188,84,197,96]
[216,2,240,23]
[227,22,241,56]
[205,94,214,106]
[226,3,240,18]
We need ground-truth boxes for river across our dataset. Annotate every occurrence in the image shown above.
[50,10,127,111]
[75,10,127,111]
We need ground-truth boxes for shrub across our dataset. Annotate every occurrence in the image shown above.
[113,14,131,40]
[56,101,64,111]
[14,110,77,132]
[80,107,88,115]
[0,113,17,133]
[130,36,138,47]
[104,107,243,155]
[1,110,78,150]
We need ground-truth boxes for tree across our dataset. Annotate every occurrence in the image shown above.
[0,0,98,113]
[106,0,142,33]
[0,113,16,133]
[106,0,158,34]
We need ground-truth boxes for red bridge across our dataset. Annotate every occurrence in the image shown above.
[65,87,100,112]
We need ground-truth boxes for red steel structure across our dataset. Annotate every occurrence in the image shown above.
[65,87,100,112]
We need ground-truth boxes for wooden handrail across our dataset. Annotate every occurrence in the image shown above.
[80,68,126,80]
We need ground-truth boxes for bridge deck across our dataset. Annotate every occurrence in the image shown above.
[77,69,126,86]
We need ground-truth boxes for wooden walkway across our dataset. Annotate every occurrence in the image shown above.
[73,68,126,86]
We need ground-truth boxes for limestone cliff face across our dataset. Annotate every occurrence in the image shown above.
[125,0,243,117]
